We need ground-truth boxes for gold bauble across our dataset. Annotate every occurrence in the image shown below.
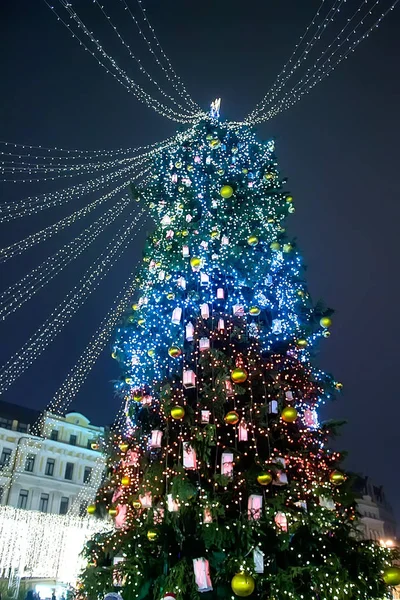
[320,316,332,328]
[249,306,261,316]
[335,381,343,391]
[383,567,400,586]
[296,339,308,348]
[133,391,143,402]
[286,195,294,203]
[175,161,182,168]
[132,500,142,510]
[217,168,225,175]
[147,348,155,357]
[167,293,175,300]
[283,243,292,253]
[270,242,280,251]
[168,346,182,358]
[210,138,220,148]
[264,172,274,180]
[220,185,234,199]
[231,367,248,383]
[182,230,189,236]
[108,507,119,517]
[137,318,146,326]
[119,442,129,453]
[281,406,298,423]
[210,230,219,238]
[125,377,133,385]
[178,186,185,192]
[87,504,96,515]
[132,303,140,311]
[247,235,259,246]
[231,572,255,597]
[242,168,248,174]
[171,405,185,420]
[111,351,117,359]
[257,472,273,486]
[206,134,213,141]
[147,529,158,542]
[329,470,346,486]
[190,257,201,268]
[91,442,99,450]
[224,410,240,425]
[121,476,131,487]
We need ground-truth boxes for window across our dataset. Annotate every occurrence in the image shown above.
[39,493,49,513]
[17,489,28,509]
[45,458,55,476]
[59,496,69,515]
[0,486,3,503]
[69,434,77,446]
[25,454,35,473]
[65,462,74,480]
[50,429,58,441]
[0,447,12,468]
[17,422,29,433]
[83,466,92,483]
[0,417,13,430]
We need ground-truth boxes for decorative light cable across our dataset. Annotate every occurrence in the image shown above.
[119,0,200,112]
[93,0,195,116]
[0,195,132,321]
[246,0,399,123]
[0,207,148,395]
[257,0,399,123]
[43,0,202,123]
[0,159,150,222]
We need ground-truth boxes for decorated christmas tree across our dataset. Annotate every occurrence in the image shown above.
[80,103,399,600]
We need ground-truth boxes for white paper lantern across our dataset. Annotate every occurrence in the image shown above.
[217,288,224,299]
[221,235,229,245]
[201,410,210,423]
[182,245,190,257]
[272,319,282,334]
[200,303,210,319]
[303,408,319,429]
[294,500,307,511]
[319,496,335,510]
[274,512,288,532]
[268,400,278,414]
[150,430,163,448]
[285,391,293,400]
[199,337,210,352]
[172,307,182,324]
[177,276,187,289]
[253,547,264,573]
[166,230,174,239]
[193,558,212,592]
[221,452,234,478]
[183,442,197,469]
[167,493,179,512]
[233,304,245,316]
[203,508,213,523]
[142,395,153,405]
[238,421,248,441]
[158,270,165,281]
[183,369,196,388]
[186,321,194,341]
[161,215,171,226]
[218,318,225,331]
[272,457,288,486]
[200,240,208,249]
[200,272,210,285]
[225,378,234,397]
[139,492,152,508]
[248,494,263,520]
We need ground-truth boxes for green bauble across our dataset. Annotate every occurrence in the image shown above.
[383,567,400,586]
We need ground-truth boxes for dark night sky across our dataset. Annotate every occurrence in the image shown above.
[1,1,399,520]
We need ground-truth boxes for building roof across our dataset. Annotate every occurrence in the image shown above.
[0,399,41,425]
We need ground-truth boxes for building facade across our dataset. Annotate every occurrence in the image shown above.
[0,400,105,515]
[354,475,397,545]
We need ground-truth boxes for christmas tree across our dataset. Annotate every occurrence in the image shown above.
[80,103,399,600]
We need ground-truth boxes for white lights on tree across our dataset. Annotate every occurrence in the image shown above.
[193,558,213,592]
[167,494,179,512]
[139,492,152,508]
[150,430,163,448]
[171,307,182,324]
[274,512,288,532]
[201,410,210,423]
[233,304,244,316]
[268,400,278,414]
[238,420,248,441]
[183,442,197,469]
[248,494,263,520]
[200,272,210,285]
[200,303,210,319]
[199,337,210,352]
[253,547,265,573]
[183,369,196,389]
[216,288,224,299]
[182,245,190,257]
[221,452,234,478]
[185,321,194,341]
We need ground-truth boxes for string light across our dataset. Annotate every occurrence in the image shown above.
[0,206,149,395]
[0,194,132,321]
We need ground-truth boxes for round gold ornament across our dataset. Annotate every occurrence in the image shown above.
[119,442,129,453]
[242,168,248,174]
[231,367,248,383]
[270,242,280,251]
[187,164,193,172]
[281,406,298,423]
[249,306,261,316]
[210,230,219,238]
[335,381,343,391]
[137,318,146,326]
[329,470,346,486]
[224,411,240,425]
[168,346,182,358]
[132,500,142,510]
[171,405,185,420]
[91,442,99,450]
[121,476,131,487]
[217,168,225,175]
[231,572,255,597]
[190,257,201,268]
[108,507,119,517]
[175,161,182,168]
[132,303,140,311]
[383,567,400,586]
[111,351,117,360]
[247,235,259,246]
[320,316,332,328]
[257,472,273,486]
[220,185,234,199]
[210,138,220,149]
[147,348,155,357]
[286,195,294,203]
[178,186,184,192]
[283,243,292,253]
[125,377,133,385]
[147,529,158,542]
[264,172,274,180]
[182,230,189,237]
[167,293,175,300]
[87,504,96,515]
[296,339,308,349]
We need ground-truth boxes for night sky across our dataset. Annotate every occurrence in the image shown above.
[1,1,400,521]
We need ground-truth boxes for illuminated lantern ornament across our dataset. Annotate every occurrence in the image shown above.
[119,441,129,453]
[231,572,255,597]
[220,185,234,198]
[231,367,248,383]
[133,390,143,402]
[186,322,194,341]
[224,410,240,425]
[247,235,259,246]
[150,430,163,448]
[274,511,288,532]
[329,470,346,486]
[87,504,96,515]
[190,256,201,269]
[199,337,210,351]
[383,567,400,586]
[171,405,185,420]
[147,529,158,542]
[167,494,180,512]
[221,452,234,477]
[218,318,225,331]
[238,421,248,441]
[182,245,190,257]
[216,287,225,299]
[183,369,196,389]
[132,500,142,510]
[248,306,261,316]
[233,304,245,317]
[171,307,182,324]
[108,507,119,517]
[121,476,131,487]
[270,242,280,251]
[168,345,182,358]
[183,442,197,469]
[193,558,213,592]
[320,316,332,328]
[281,406,298,423]
[296,339,308,348]
[257,472,273,486]
[201,410,210,423]
[248,494,262,520]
